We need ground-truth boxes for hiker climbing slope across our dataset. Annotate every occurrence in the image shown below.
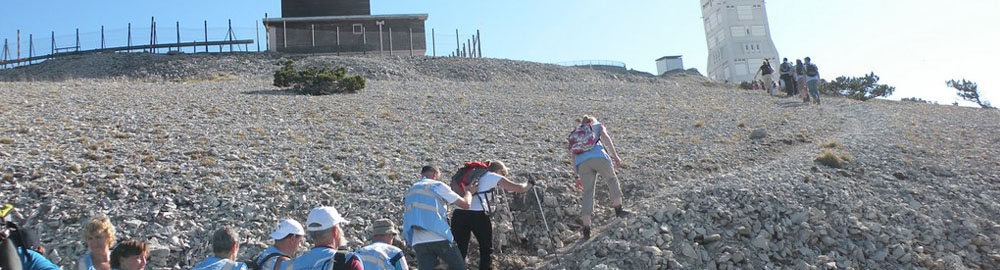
[450,160,532,270]
[804,57,822,105]
[403,166,473,270]
[753,59,776,95]
[779,58,796,97]
[568,115,628,240]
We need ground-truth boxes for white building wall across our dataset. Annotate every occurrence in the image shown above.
[700,0,779,83]
[656,58,685,75]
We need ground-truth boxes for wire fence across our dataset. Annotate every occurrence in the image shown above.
[1,18,263,68]
[1,19,487,69]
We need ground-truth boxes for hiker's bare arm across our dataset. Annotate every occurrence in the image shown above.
[498,177,530,193]
[453,190,473,209]
[569,155,578,176]
[600,127,622,168]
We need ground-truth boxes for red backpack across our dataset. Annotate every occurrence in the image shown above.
[567,123,600,155]
[451,162,489,194]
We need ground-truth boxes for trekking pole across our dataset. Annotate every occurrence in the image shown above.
[496,189,518,255]
[532,185,562,266]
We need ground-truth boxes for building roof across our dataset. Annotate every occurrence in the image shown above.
[656,55,683,61]
[265,14,429,23]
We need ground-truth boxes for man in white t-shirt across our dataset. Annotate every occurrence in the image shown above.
[402,166,473,270]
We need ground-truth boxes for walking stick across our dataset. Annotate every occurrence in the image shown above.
[497,189,518,255]
[533,185,562,267]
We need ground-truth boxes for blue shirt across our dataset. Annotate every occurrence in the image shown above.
[286,246,362,270]
[19,249,60,270]
[192,256,248,270]
[77,252,96,270]
[573,124,611,168]
[254,246,290,270]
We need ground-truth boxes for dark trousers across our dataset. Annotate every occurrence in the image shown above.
[451,209,492,270]
[782,75,796,96]
[413,240,467,270]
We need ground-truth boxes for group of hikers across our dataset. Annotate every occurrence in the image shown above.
[753,57,822,105]
[3,115,629,270]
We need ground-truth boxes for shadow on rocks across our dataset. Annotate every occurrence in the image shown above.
[776,101,809,108]
[241,89,298,96]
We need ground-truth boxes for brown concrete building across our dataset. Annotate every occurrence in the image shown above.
[265,0,427,55]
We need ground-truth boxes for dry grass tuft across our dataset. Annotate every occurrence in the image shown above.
[815,150,852,168]
[0,137,13,145]
[820,141,841,148]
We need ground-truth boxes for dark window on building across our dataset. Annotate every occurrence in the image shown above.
[353,24,363,35]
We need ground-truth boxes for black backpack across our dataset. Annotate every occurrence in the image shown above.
[780,62,792,73]
[806,64,819,76]
[246,252,290,270]
[761,64,774,74]
[328,250,350,270]
[1,217,31,270]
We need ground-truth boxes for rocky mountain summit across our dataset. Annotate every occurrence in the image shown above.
[1,53,998,269]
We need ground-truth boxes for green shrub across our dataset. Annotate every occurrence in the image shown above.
[820,72,894,101]
[272,61,366,95]
[738,81,753,90]
[901,97,929,104]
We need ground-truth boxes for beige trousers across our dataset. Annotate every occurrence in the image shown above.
[579,158,624,216]
[762,75,774,95]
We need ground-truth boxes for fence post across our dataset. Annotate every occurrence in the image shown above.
[256,20,260,52]
[128,23,132,51]
[455,29,459,57]
[228,19,233,52]
[101,25,105,50]
[75,28,79,52]
[51,31,54,56]
[28,34,32,64]
[264,13,269,51]
[176,22,180,52]
[377,21,384,55]
[311,24,315,47]
[336,26,340,56]
[149,17,154,53]
[409,28,413,56]
[431,28,435,57]
[388,27,393,56]
[204,21,209,52]
[283,21,287,49]
[17,29,21,66]
[477,29,482,58]
[363,25,367,55]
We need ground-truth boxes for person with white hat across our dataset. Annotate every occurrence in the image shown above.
[249,219,305,270]
[285,206,362,270]
[355,219,407,270]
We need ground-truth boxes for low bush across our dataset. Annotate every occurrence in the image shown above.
[820,72,894,101]
[738,81,753,90]
[273,61,366,95]
[901,97,930,104]
[815,150,852,168]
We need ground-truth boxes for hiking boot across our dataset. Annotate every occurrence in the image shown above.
[582,226,591,240]
[615,206,630,218]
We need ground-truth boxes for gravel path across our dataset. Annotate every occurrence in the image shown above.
[1,53,997,269]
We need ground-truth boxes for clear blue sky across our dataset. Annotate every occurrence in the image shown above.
[1,0,996,106]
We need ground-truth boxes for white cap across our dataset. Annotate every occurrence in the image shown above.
[305,206,349,232]
[268,219,306,240]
